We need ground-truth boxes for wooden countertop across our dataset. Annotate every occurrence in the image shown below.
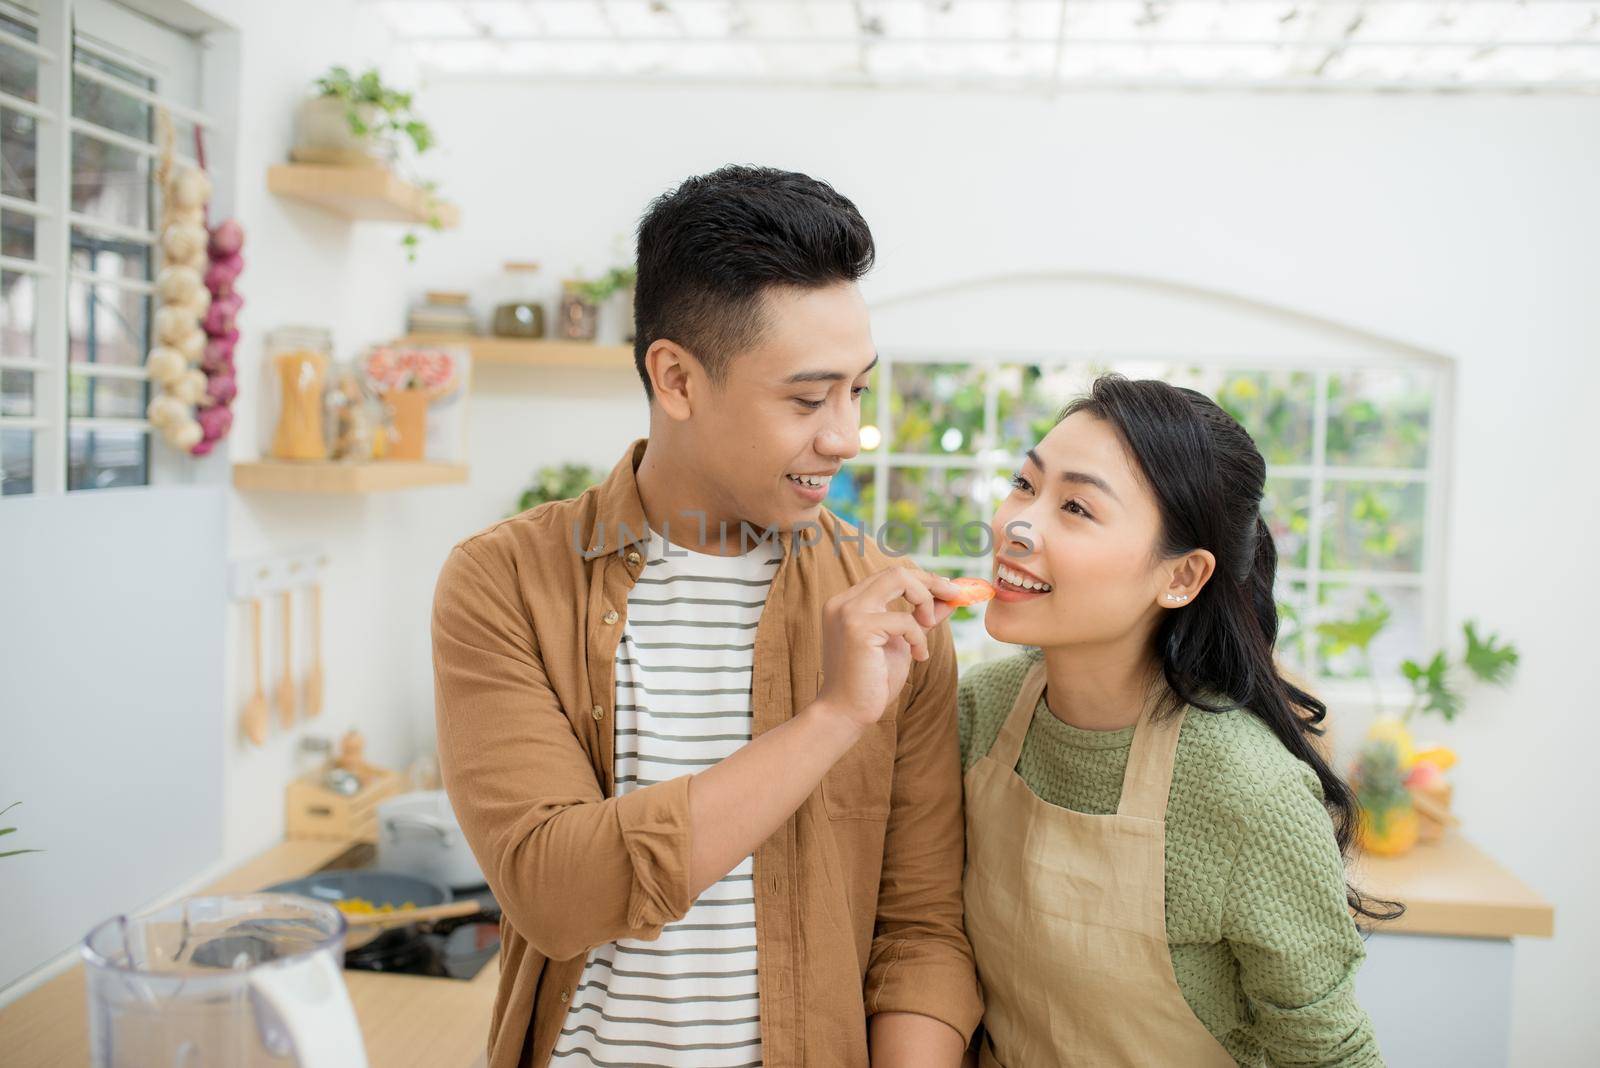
[0,829,1552,1067]
[0,839,496,1068]
[1352,831,1554,939]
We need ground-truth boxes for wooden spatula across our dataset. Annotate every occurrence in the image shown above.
[275,590,295,728]
[342,899,486,950]
[242,598,268,745]
[304,582,324,718]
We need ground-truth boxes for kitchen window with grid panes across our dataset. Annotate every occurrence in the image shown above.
[0,0,208,496]
[824,356,1448,689]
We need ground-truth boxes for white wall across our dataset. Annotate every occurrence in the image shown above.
[0,486,225,991]
[394,83,1600,1065]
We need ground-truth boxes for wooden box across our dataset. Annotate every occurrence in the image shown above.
[285,768,402,843]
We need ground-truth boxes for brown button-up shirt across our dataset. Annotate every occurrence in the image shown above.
[431,439,982,1068]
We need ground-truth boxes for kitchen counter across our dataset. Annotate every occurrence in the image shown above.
[0,839,497,1068]
[1352,830,1553,939]
[0,831,1550,1068]
[1349,832,1552,1067]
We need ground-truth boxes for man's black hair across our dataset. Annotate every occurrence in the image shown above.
[632,164,875,398]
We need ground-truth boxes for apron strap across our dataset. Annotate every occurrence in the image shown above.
[1115,704,1187,822]
[986,659,1049,772]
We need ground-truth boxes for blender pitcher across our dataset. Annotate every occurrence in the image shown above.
[82,893,368,1068]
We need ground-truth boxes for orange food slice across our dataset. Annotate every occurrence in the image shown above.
[944,577,997,607]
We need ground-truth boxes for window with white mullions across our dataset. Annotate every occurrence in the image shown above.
[0,0,206,497]
[825,355,1448,693]
[0,0,49,497]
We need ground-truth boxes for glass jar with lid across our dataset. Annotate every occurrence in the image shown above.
[264,325,331,461]
[492,261,547,339]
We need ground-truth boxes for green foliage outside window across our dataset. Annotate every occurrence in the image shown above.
[833,358,1442,681]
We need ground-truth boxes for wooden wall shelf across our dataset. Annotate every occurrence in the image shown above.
[397,334,635,370]
[233,461,468,494]
[267,164,460,227]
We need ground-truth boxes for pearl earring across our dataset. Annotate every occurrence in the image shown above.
[1167,593,1189,603]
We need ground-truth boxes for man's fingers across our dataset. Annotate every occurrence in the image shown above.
[852,566,956,618]
[865,611,931,663]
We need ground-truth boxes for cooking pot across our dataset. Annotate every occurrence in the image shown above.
[376,790,484,890]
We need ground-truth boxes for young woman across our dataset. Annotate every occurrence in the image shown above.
[959,374,1392,1067]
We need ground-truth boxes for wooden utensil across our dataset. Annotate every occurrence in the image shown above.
[275,590,295,728]
[342,899,483,929]
[242,599,269,745]
[342,899,485,951]
[304,582,324,717]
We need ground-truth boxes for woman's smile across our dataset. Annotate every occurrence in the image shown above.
[993,562,1054,603]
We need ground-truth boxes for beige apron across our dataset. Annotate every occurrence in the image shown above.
[963,661,1236,1068]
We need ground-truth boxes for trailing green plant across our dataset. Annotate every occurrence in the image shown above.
[1,801,41,860]
[311,65,444,262]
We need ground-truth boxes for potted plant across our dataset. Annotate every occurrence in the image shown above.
[1317,602,1520,853]
[293,66,447,260]
[560,265,636,342]
[294,65,434,167]
[363,346,461,462]
[514,463,604,515]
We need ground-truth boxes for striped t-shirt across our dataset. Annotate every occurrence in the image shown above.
[550,529,780,1068]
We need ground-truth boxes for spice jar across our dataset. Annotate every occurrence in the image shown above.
[266,326,331,461]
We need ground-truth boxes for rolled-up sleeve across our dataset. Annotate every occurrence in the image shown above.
[863,619,985,1042]
[431,541,695,962]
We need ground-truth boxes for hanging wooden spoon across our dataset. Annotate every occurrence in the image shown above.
[276,589,295,728]
[304,582,324,718]
[242,599,269,746]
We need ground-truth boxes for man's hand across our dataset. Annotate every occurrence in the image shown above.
[683,566,958,897]
[816,567,961,729]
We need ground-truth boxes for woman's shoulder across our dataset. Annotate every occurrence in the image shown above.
[1177,700,1327,818]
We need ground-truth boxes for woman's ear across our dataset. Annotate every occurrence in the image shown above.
[1159,548,1217,609]
[646,339,701,421]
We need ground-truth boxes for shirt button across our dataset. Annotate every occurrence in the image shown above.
[602,609,619,624]
[625,551,641,567]
[591,704,605,721]
[559,990,570,1003]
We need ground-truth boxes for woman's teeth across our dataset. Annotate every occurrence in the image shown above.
[787,474,829,489]
[997,565,1052,593]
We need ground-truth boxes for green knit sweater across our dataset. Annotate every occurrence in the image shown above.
[958,650,1383,1068]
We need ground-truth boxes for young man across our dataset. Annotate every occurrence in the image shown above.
[432,166,980,1068]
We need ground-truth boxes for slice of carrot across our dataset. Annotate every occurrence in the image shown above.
[944,577,997,607]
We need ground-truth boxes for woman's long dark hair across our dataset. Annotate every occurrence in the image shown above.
[1061,374,1402,923]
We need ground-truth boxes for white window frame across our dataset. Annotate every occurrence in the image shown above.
[844,349,1452,707]
[0,0,214,497]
